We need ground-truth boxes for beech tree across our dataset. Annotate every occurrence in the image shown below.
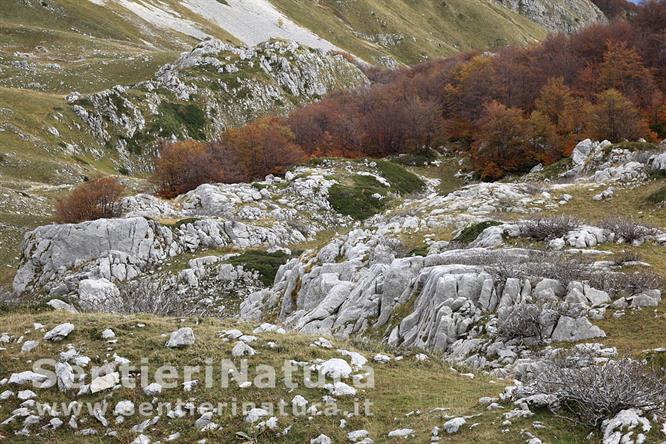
[597,41,657,108]
[585,89,650,142]
[535,77,576,134]
[210,117,306,182]
[472,101,529,179]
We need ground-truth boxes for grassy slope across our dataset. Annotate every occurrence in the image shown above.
[0,0,240,94]
[0,310,596,443]
[270,0,546,64]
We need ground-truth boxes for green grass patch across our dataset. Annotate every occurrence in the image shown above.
[328,182,387,220]
[645,185,666,206]
[391,149,439,167]
[540,157,572,179]
[375,160,425,194]
[153,102,207,140]
[227,250,291,286]
[610,141,658,152]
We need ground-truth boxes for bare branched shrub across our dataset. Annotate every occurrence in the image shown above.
[522,215,581,241]
[588,270,663,298]
[118,279,198,316]
[600,217,659,243]
[490,252,585,287]
[497,303,556,344]
[533,352,666,427]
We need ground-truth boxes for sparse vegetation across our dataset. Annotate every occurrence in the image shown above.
[497,303,555,344]
[645,185,666,206]
[533,351,666,427]
[117,278,196,316]
[588,270,663,298]
[600,217,658,243]
[522,215,581,241]
[391,148,439,167]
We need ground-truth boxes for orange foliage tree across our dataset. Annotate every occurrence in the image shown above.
[152,140,219,198]
[472,101,529,180]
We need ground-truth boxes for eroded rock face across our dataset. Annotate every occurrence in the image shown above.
[564,139,666,184]
[240,229,623,364]
[13,216,305,297]
[494,0,606,33]
[77,278,122,313]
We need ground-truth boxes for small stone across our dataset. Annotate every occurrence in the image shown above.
[231,341,256,357]
[245,408,269,423]
[44,323,75,341]
[388,428,415,438]
[347,429,370,442]
[20,341,38,353]
[101,329,116,340]
[312,337,333,349]
[318,358,352,379]
[444,417,466,434]
[114,400,135,416]
[9,371,47,386]
[131,435,151,444]
[373,354,391,363]
[90,372,119,393]
[143,383,162,397]
[311,434,332,444]
[165,327,195,348]
[17,390,36,401]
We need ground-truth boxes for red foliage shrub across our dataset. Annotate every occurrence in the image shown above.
[55,177,125,223]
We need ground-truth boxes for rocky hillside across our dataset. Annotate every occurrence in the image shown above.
[495,0,606,33]
[0,38,366,280]
[1,140,665,442]
[67,39,368,173]
[0,0,610,287]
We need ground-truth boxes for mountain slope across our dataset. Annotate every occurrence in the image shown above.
[3,0,555,72]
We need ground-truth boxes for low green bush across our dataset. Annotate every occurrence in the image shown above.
[454,220,502,244]
[227,250,291,286]
[153,102,207,140]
